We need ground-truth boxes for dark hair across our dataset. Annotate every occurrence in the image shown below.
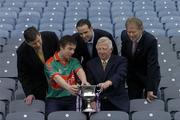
[58,35,77,50]
[23,26,40,43]
[76,19,92,28]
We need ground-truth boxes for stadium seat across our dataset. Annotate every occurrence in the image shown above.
[130,99,165,113]
[132,111,171,120]
[6,112,44,120]
[9,100,45,113]
[48,111,86,120]
[90,111,129,120]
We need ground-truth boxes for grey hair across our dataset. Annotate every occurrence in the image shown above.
[96,37,113,49]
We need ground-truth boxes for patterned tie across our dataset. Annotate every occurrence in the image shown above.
[87,42,93,57]
[102,60,107,70]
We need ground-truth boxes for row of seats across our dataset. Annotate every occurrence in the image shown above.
[2,111,180,120]
[1,97,180,120]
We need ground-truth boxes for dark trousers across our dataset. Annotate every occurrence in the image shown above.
[45,96,76,116]
[100,99,119,110]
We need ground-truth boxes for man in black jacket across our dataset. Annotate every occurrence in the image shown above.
[121,17,161,102]
[17,26,59,104]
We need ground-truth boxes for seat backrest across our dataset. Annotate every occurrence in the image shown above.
[130,99,165,112]
[90,111,129,120]
[9,100,45,113]
[132,111,171,120]
[48,111,86,120]
[6,112,44,120]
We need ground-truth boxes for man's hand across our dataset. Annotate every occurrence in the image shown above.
[81,81,90,86]
[67,85,79,95]
[24,95,35,105]
[97,80,112,91]
[146,91,157,102]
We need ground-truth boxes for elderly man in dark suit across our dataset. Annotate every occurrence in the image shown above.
[17,26,59,104]
[121,17,161,102]
[72,19,118,68]
[86,37,129,113]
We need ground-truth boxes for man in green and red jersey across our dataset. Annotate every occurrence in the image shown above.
[44,35,89,116]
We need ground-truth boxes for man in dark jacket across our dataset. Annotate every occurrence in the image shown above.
[17,26,59,104]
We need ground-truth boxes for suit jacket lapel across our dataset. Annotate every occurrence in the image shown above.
[103,55,116,80]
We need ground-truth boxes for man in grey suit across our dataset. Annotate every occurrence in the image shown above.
[121,17,161,102]
[86,37,129,113]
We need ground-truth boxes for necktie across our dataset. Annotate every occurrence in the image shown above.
[102,60,107,70]
[87,42,93,57]
[132,41,138,55]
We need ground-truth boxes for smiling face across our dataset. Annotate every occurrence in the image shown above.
[76,24,93,42]
[96,38,112,61]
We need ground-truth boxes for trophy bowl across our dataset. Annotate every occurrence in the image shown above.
[79,85,97,112]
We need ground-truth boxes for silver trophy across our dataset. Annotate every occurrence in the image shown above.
[79,85,97,112]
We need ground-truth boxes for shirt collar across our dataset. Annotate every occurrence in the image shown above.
[101,58,110,64]
[87,30,94,43]
[136,34,142,43]
[54,52,68,66]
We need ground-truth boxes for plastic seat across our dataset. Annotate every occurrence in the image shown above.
[9,100,45,113]
[62,29,77,36]
[174,112,180,120]
[47,1,67,8]
[167,28,180,38]
[145,28,166,37]
[130,99,165,113]
[163,86,180,102]
[6,112,44,120]
[143,22,163,29]
[0,87,12,102]
[90,16,111,24]
[25,1,46,8]
[48,111,86,120]
[135,11,157,18]
[39,23,63,31]
[0,17,16,27]
[0,101,5,117]
[164,22,180,31]
[14,81,25,100]
[0,78,16,92]
[69,1,89,8]
[0,23,14,31]
[3,1,24,8]
[90,111,129,120]
[134,5,154,12]
[15,23,38,31]
[132,111,171,120]
[0,7,20,13]
[21,7,43,15]
[158,11,180,18]
[17,16,40,25]
[161,16,180,24]
[167,98,180,113]
[0,29,9,38]
[19,11,41,19]
[0,11,17,19]
[89,7,110,18]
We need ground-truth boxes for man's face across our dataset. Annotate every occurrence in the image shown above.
[26,35,42,50]
[76,24,93,42]
[96,42,112,60]
[126,23,143,42]
[60,44,76,61]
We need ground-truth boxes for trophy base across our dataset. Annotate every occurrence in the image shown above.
[83,108,96,112]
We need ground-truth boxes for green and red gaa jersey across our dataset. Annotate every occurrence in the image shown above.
[44,52,81,98]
